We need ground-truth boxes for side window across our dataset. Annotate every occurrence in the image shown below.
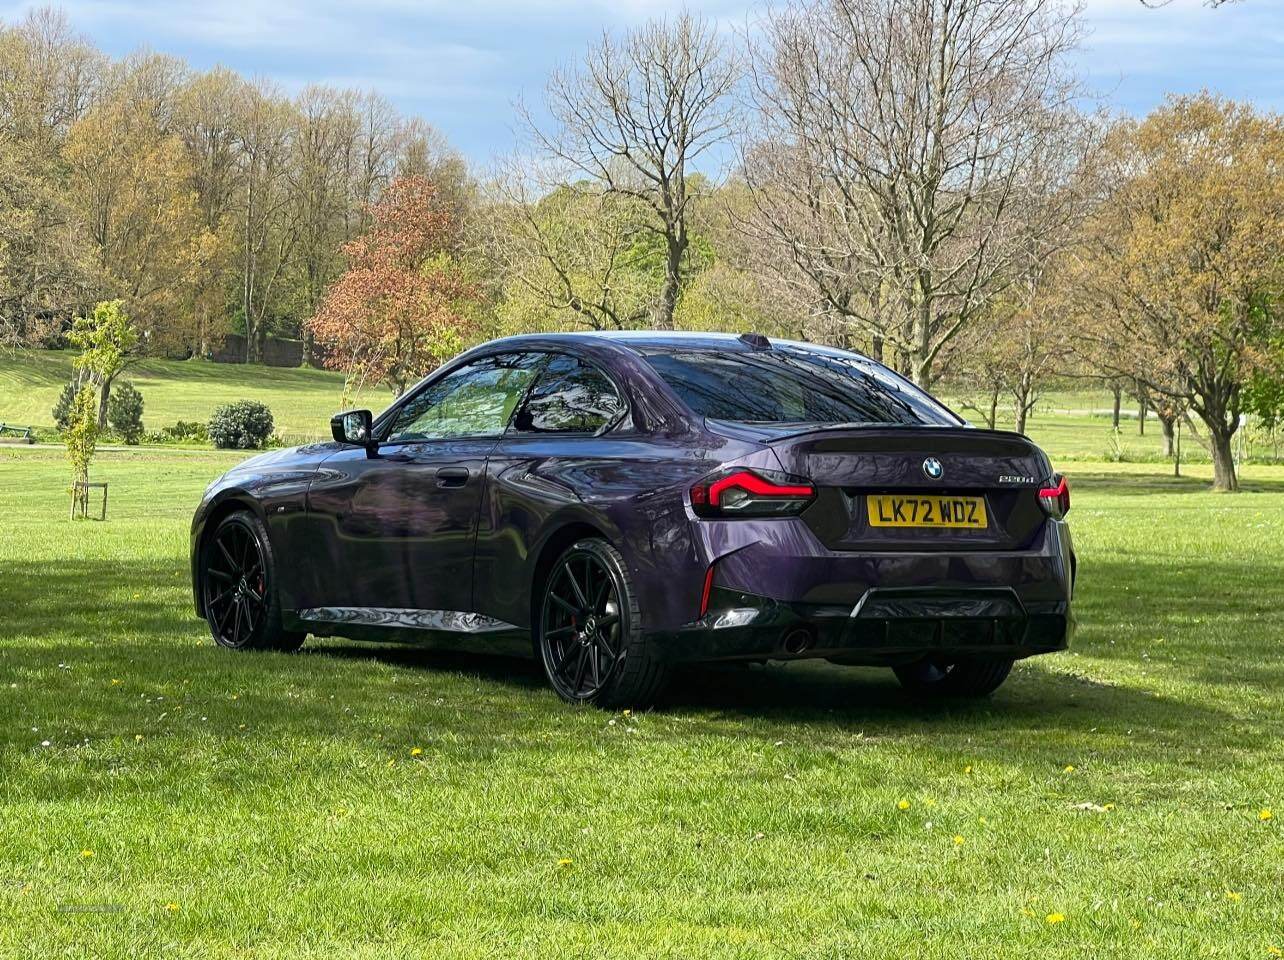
[512,354,625,435]
[384,354,540,443]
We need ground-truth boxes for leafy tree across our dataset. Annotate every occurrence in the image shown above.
[68,300,142,431]
[63,385,99,509]
[62,58,213,351]
[1071,95,1284,491]
[307,175,475,396]
[106,380,144,444]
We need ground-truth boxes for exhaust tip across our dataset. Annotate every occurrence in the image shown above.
[781,627,815,656]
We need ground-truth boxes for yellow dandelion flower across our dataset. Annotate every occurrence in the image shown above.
[134,734,144,742]
[1268,946,1283,957]
[1226,890,1242,902]
[1063,765,1075,773]
[410,747,423,757]
[1046,912,1066,925]
[80,849,94,859]
[1104,803,1116,811]
[897,799,911,811]
[110,679,122,686]
[557,858,573,868]
[952,835,965,846]
[164,902,179,913]
[622,709,632,717]
[964,765,973,775]
[1260,808,1273,821]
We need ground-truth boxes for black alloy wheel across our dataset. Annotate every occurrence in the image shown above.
[537,539,666,707]
[202,511,303,652]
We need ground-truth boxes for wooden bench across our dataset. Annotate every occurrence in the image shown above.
[0,422,34,444]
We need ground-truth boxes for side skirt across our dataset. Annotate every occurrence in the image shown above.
[291,606,532,658]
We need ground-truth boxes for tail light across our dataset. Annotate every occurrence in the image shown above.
[690,469,815,518]
[1038,475,1070,519]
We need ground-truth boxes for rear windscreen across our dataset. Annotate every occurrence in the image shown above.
[643,348,960,426]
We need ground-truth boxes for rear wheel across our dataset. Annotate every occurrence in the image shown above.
[893,657,1013,698]
[201,510,304,653]
[537,539,666,708]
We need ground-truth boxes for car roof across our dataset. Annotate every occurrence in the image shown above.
[483,330,875,362]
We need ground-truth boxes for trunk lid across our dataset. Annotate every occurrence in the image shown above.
[752,424,1054,552]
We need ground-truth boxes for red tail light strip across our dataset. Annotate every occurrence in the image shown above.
[1038,475,1070,518]
[706,471,815,506]
[699,564,716,618]
[1038,476,1068,500]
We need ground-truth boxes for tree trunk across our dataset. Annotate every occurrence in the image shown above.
[1111,382,1122,430]
[1138,398,1146,435]
[870,334,883,364]
[1208,426,1238,492]
[987,386,999,431]
[654,231,684,331]
[1015,400,1029,436]
[1159,414,1175,458]
[96,374,113,431]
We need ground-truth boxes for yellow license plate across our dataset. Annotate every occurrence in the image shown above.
[866,494,988,529]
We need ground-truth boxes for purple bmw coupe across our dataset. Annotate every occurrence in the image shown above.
[192,332,1074,707]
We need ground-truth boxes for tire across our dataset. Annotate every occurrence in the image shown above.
[893,657,1013,698]
[200,510,305,653]
[536,539,666,709]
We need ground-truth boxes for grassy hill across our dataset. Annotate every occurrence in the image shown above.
[3,347,1271,465]
[0,349,356,443]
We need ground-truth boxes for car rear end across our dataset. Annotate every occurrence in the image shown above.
[635,338,1075,671]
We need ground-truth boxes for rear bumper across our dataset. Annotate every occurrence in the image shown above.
[650,586,1071,664]
[651,521,1075,665]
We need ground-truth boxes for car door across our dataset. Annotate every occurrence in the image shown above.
[474,352,630,628]
[303,353,542,617]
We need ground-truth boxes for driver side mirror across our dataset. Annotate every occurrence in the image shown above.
[331,409,374,449]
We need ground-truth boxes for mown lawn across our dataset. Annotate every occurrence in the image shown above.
[0,349,351,442]
[2,447,1283,958]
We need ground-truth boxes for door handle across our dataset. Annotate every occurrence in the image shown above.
[436,467,470,488]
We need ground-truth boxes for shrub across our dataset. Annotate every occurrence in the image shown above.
[209,401,274,450]
[163,420,209,444]
[52,380,78,432]
[107,380,144,444]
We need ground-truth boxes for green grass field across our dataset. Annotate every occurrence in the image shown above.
[2,441,1282,958]
[0,349,351,443]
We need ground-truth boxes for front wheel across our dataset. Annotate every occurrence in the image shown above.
[201,510,304,653]
[893,657,1013,698]
[536,539,666,708]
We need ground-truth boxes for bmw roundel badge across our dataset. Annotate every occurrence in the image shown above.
[922,457,944,480]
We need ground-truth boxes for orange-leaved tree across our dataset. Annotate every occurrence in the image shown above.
[307,175,475,397]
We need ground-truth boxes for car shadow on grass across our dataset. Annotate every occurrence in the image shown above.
[0,555,1248,770]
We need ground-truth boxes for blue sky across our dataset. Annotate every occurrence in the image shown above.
[3,0,1282,165]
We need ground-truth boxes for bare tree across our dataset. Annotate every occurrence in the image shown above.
[521,13,739,330]
[741,0,1087,388]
